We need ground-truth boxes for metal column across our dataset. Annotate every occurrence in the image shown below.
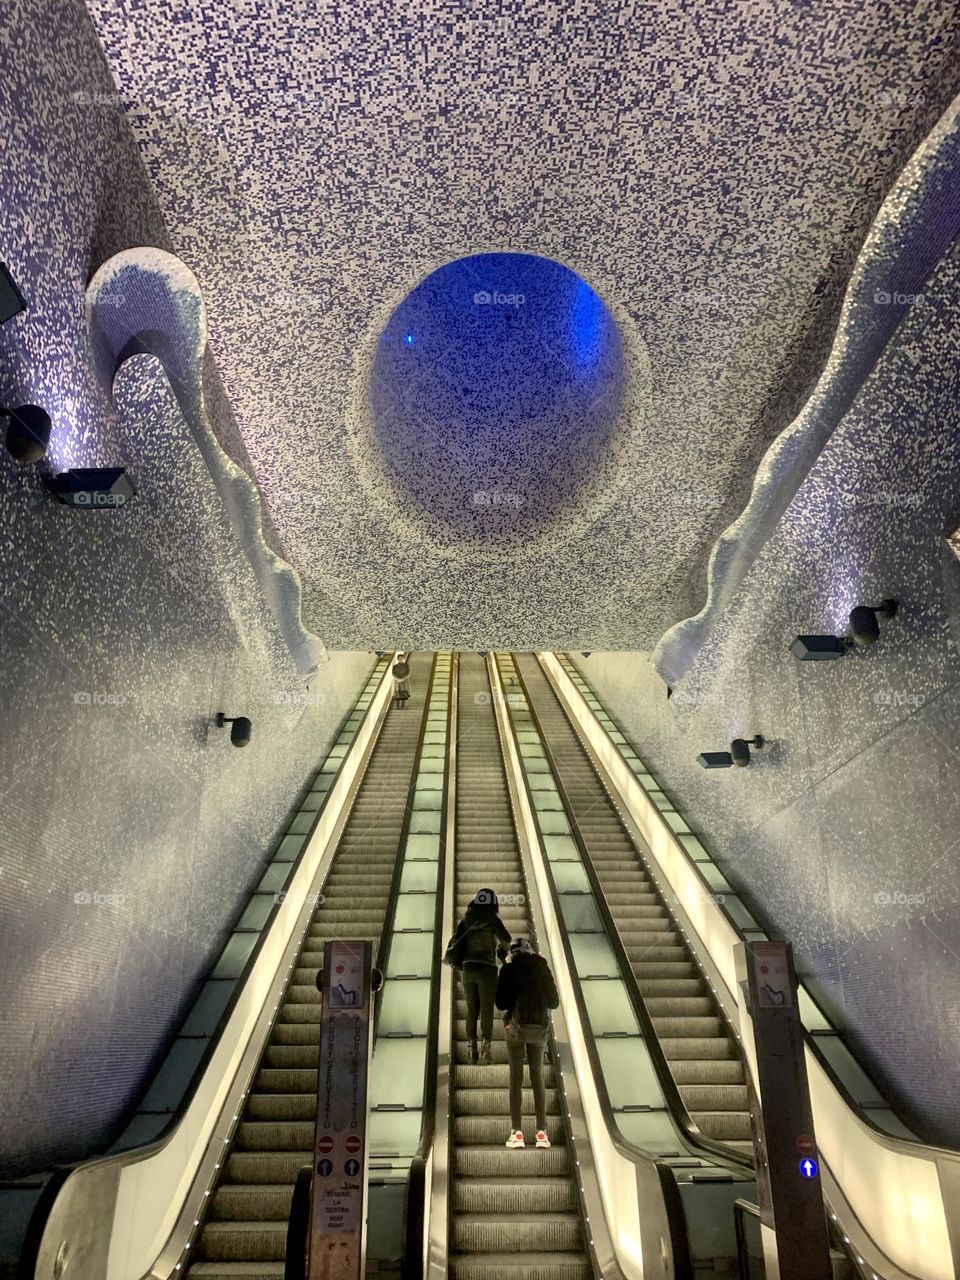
[734,940,832,1280]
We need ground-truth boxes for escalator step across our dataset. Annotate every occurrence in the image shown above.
[198,1221,285,1262]
[454,1116,564,1145]
[454,1145,571,1178]
[679,1084,750,1112]
[226,1152,310,1184]
[244,1093,315,1121]
[187,1264,285,1278]
[453,1177,576,1213]
[449,1253,591,1280]
[234,1121,312,1151]
[211,1184,293,1222]
[454,1087,560,1116]
[452,1214,582,1254]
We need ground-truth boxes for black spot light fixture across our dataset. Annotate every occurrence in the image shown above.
[848,599,898,646]
[47,467,136,509]
[0,262,26,325]
[215,712,253,748]
[3,404,51,464]
[698,735,765,769]
[790,599,898,661]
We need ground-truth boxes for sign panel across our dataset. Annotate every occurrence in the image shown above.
[751,940,794,1008]
[308,940,373,1280]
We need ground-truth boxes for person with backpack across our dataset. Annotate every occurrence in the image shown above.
[495,937,559,1149]
[445,888,511,1064]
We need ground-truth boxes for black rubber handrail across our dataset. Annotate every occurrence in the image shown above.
[493,653,696,1279]
[13,657,392,1279]
[551,655,960,1158]
[513,653,754,1174]
[733,1198,761,1280]
[372,652,440,1035]
[284,1167,312,1280]
[401,653,456,1278]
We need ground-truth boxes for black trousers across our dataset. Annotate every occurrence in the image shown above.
[462,962,498,1040]
[507,1035,547,1130]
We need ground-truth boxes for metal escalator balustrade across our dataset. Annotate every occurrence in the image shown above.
[448,652,591,1280]
[511,653,754,1163]
[367,652,453,1270]
[186,653,436,1280]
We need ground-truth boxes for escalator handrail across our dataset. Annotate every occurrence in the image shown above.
[511,653,754,1174]
[402,654,457,1279]
[547,653,960,1163]
[17,655,397,1280]
[372,653,441,1031]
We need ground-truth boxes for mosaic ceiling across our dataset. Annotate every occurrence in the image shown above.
[79,1,960,649]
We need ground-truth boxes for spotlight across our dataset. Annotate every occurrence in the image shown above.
[730,735,764,767]
[581,652,592,658]
[698,736,764,769]
[698,750,733,769]
[3,404,50,464]
[215,712,252,748]
[848,599,898,647]
[48,467,136,509]
[0,263,26,325]
[790,598,898,660]
[789,634,851,661]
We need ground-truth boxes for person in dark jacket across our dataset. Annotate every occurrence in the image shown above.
[495,937,559,1148]
[450,888,511,1063]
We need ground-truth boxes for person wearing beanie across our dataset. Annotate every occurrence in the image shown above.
[446,888,511,1063]
[495,936,559,1149]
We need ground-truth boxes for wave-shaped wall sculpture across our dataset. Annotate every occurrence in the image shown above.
[86,249,327,677]
[655,95,960,686]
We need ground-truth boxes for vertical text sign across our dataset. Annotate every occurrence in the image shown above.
[309,940,373,1280]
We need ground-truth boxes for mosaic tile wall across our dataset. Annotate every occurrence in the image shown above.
[81,0,960,649]
[0,352,371,1177]
[573,240,960,1145]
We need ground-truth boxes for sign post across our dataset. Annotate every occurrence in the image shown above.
[308,939,375,1280]
[734,940,832,1280]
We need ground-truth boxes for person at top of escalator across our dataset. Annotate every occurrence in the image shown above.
[495,936,559,1150]
[447,888,511,1064]
[392,651,411,709]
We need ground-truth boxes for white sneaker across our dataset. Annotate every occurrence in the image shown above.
[535,1130,551,1148]
[505,1130,525,1149]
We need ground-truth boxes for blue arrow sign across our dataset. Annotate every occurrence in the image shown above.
[799,1157,819,1179]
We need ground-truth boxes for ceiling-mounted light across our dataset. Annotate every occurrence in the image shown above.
[48,467,136,509]
[698,735,765,769]
[790,598,898,660]
[215,712,252,747]
[0,262,25,325]
[730,735,764,767]
[848,599,898,647]
[3,404,50,464]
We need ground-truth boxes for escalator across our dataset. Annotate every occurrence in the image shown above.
[511,653,753,1160]
[448,653,590,1280]
[188,653,434,1279]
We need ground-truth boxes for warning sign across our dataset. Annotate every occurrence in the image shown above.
[317,1135,334,1155]
[752,941,793,1008]
[316,1184,361,1235]
[345,1135,361,1155]
[797,1134,816,1156]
